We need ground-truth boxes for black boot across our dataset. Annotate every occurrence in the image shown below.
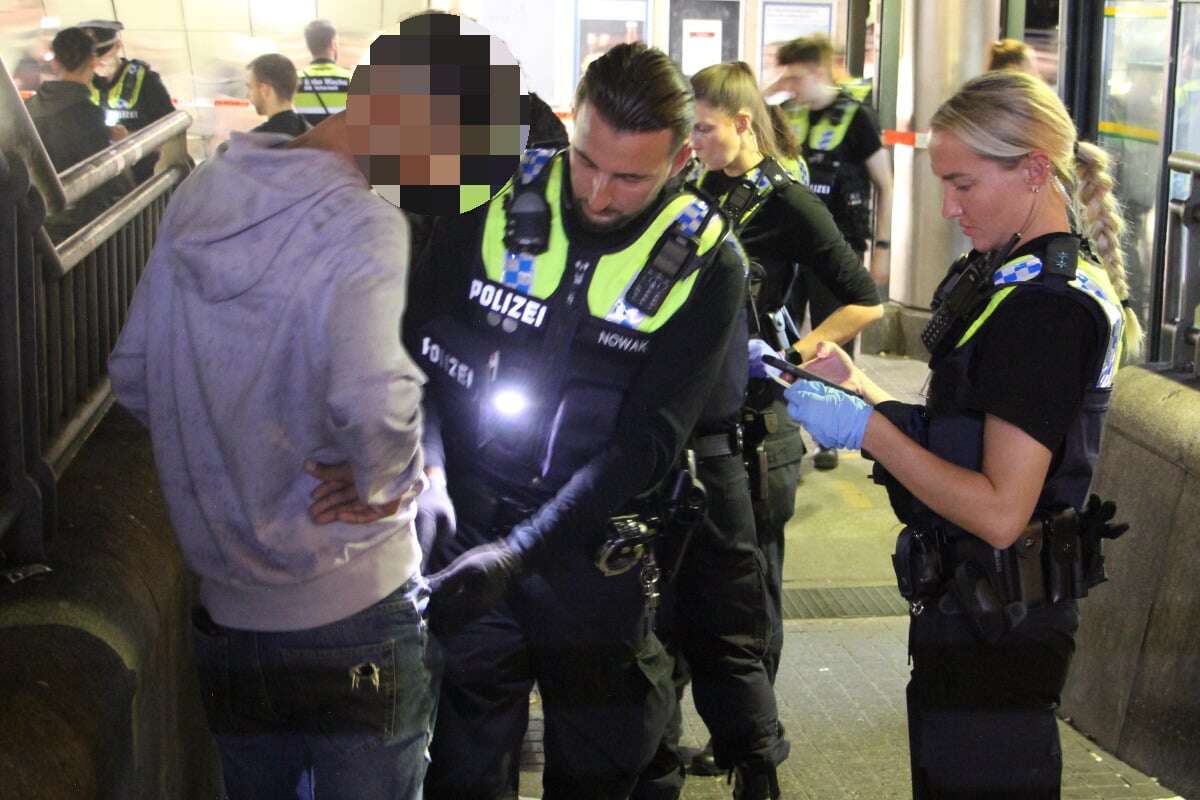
[732,762,781,800]
[687,738,721,776]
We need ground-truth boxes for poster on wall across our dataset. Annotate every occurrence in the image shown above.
[760,2,832,83]
[577,0,649,85]
[681,19,723,76]
[669,0,740,77]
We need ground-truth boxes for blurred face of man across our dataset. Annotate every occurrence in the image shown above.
[775,61,824,105]
[568,100,690,232]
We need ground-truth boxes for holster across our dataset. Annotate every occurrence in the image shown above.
[741,406,778,504]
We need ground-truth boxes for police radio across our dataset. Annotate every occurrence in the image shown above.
[921,233,1020,359]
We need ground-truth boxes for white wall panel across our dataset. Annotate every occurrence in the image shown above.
[316,0,382,33]
[250,0,316,34]
[122,29,195,102]
[382,0,431,30]
[113,0,186,30]
[43,0,118,26]
[182,0,249,32]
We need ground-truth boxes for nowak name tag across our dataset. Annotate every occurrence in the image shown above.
[469,279,548,329]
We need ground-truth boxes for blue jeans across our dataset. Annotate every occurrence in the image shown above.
[190,576,440,800]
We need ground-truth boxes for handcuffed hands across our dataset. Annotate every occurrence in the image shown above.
[426,540,526,634]
[747,338,783,381]
[783,380,872,451]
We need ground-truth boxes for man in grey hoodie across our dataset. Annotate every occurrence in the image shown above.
[108,115,433,798]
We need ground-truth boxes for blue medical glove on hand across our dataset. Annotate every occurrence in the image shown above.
[747,338,783,380]
[783,380,872,450]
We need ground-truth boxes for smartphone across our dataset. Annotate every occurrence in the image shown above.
[761,354,856,395]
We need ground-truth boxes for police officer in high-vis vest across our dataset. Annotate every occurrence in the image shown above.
[295,20,353,127]
[784,72,1139,799]
[80,20,174,182]
[409,44,747,799]
[770,34,892,472]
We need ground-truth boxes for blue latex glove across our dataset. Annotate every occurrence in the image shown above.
[747,338,783,381]
[783,380,873,450]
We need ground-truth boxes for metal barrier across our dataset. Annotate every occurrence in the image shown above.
[1,57,191,565]
[1163,151,1200,375]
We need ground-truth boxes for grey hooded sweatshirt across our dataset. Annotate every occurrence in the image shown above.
[110,132,424,631]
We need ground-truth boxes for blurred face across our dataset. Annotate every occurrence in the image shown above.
[93,43,122,79]
[569,101,689,232]
[929,129,1036,252]
[691,101,742,173]
[775,61,824,104]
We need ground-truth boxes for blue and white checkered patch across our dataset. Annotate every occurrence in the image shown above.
[992,255,1043,285]
[606,198,710,327]
[817,129,836,150]
[518,148,555,186]
[1072,271,1123,389]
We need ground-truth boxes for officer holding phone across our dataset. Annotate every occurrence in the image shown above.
[782,72,1140,797]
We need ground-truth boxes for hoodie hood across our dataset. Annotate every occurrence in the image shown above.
[166,133,369,302]
[25,80,92,117]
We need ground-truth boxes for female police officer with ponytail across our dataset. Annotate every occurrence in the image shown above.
[783,71,1139,798]
[688,61,882,695]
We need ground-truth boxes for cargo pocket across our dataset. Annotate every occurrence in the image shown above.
[279,640,398,755]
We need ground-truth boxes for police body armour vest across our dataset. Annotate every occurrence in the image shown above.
[922,240,1124,530]
[787,92,873,241]
[418,150,730,495]
[295,60,353,119]
[90,59,147,123]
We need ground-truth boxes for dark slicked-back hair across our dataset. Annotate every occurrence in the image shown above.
[52,27,95,72]
[574,42,693,151]
[248,53,300,100]
[304,19,337,56]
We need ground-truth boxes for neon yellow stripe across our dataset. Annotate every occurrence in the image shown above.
[1104,4,1170,17]
[956,287,1016,348]
[1098,120,1161,144]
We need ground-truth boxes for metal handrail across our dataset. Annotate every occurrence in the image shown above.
[0,55,66,213]
[1168,151,1200,175]
[59,111,191,209]
[54,165,187,276]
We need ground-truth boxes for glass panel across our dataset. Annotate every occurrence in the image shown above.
[1097,0,1171,352]
[1169,3,1200,201]
[1023,0,1060,89]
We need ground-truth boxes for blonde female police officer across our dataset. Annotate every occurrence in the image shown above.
[783,71,1139,797]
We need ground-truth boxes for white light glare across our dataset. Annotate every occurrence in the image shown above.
[491,388,528,417]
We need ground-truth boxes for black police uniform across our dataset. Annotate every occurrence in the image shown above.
[700,159,879,684]
[92,58,174,181]
[786,93,883,338]
[875,233,1123,798]
[407,150,746,799]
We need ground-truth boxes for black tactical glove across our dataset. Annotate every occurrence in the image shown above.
[1079,493,1130,541]
[426,541,526,635]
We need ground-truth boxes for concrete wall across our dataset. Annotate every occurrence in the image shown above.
[0,407,221,799]
[1060,366,1200,799]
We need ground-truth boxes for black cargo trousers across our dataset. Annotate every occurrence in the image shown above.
[633,447,789,798]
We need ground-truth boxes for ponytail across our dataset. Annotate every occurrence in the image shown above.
[1074,140,1143,359]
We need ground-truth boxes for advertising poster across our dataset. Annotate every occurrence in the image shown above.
[577,0,649,84]
[681,19,723,76]
[761,2,833,81]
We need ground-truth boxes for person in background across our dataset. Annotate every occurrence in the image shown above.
[772,33,893,471]
[295,19,353,127]
[79,19,174,182]
[246,53,310,137]
[987,38,1039,76]
[25,26,133,241]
